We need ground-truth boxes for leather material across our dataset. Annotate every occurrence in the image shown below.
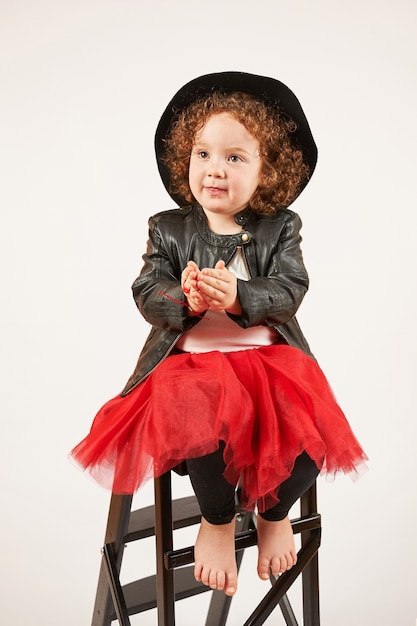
[121,204,313,395]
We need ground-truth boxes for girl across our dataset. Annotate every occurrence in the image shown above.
[71,72,367,597]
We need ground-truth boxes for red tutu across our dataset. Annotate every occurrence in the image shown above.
[70,345,367,512]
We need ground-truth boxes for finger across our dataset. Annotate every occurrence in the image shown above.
[198,278,223,299]
[187,260,200,272]
[199,273,233,296]
[201,266,227,279]
[199,287,229,310]
[182,266,200,293]
[181,272,191,293]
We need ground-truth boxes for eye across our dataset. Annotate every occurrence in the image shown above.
[197,150,209,159]
[228,154,243,163]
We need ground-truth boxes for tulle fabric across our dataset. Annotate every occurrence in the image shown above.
[70,345,367,512]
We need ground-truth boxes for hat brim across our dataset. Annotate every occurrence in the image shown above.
[155,71,317,206]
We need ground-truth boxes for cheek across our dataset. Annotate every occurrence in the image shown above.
[188,163,195,183]
[188,160,200,182]
[188,166,200,195]
[248,169,261,192]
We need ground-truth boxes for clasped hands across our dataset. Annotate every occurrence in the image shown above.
[181,260,241,316]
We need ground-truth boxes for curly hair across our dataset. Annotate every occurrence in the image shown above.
[162,92,310,214]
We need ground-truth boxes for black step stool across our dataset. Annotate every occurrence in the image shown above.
[91,465,321,626]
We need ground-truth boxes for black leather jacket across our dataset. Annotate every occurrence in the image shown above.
[121,204,313,395]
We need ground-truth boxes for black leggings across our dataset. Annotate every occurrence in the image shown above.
[186,442,319,524]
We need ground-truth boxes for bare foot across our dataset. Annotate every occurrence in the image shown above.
[256,515,297,580]
[194,516,238,596]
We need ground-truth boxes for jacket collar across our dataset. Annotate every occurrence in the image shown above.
[193,204,253,247]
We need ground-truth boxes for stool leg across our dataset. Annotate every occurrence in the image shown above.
[300,483,320,626]
[92,494,133,626]
[102,543,131,625]
[154,473,176,626]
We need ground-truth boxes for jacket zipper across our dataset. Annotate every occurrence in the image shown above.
[124,331,182,394]
[234,246,251,279]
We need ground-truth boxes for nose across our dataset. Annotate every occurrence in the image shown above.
[207,158,225,178]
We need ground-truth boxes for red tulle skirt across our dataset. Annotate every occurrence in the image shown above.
[70,345,367,512]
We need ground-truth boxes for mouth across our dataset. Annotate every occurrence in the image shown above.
[204,186,226,195]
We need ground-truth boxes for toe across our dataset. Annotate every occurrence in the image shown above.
[194,563,202,582]
[200,566,211,587]
[215,570,225,591]
[270,556,283,577]
[224,573,237,596]
[257,556,271,580]
[286,551,297,570]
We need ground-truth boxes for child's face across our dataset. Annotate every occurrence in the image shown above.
[189,112,262,221]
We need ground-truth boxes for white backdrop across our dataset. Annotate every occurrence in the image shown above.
[1,1,416,624]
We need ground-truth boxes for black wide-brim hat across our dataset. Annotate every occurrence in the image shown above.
[155,71,318,206]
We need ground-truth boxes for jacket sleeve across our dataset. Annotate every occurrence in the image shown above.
[131,217,201,332]
[229,212,309,328]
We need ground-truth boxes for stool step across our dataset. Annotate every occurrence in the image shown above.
[110,566,208,620]
[165,513,321,569]
[94,480,321,626]
[106,517,321,624]
[126,496,201,543]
